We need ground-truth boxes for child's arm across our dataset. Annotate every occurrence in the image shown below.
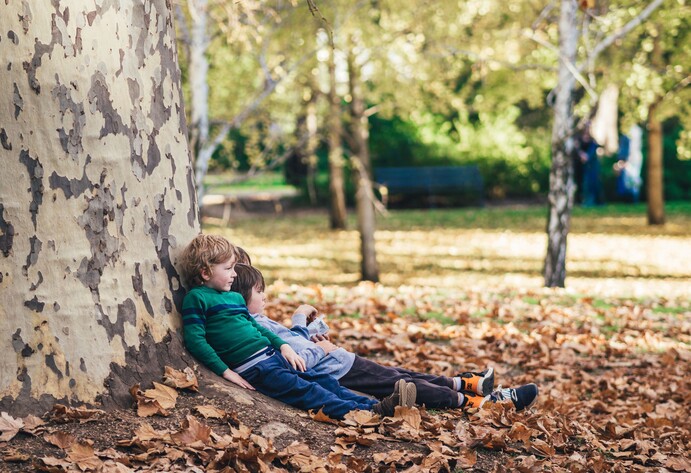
[222,369,255,390]
[280,344,306,372]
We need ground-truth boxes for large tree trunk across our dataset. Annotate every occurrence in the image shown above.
[0,0,199,416]
[327,45,347,230]
[347,41,379,282]
[544,0,579,288]
[646,101,665,224]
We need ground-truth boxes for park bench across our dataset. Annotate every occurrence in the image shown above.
[374,165,484,207]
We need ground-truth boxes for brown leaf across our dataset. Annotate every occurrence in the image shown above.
[21,414,46,435]
[67,440,104,471]
[394,405,421,430]
[456,447,477,469]
[44,431,76,449]
[665,456,691,472]
[194,404,228,419]
[170,415,211,447]
[508,422,533,443]
[163,366,199,391]
[143,382,178,409]
[529,438,556,457]
[135,398,168,417]
[342,409,379,427]
[309,408,340,425]
[2,449,30,463]
[48,404,105,423]
[0,412,23,442]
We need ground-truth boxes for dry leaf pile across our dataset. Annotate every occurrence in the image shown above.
[1,283,689,472]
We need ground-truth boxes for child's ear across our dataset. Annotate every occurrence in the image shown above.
[200,267,212,281]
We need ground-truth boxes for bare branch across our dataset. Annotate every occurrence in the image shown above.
[528,32,598,102]
[581,0,665,71]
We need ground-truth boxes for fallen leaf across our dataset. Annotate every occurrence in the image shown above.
[143,382,178,409]
[67,440,103,471]
[44,431,76,449]
[170,415,212,447]
[163,365,199,391]
[194,404,227,419]
[0,412,23,442]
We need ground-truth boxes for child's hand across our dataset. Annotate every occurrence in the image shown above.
[280,345,307,372]
[311,333,331,342]
[222,369,255,390]
[294,304,318,324]
[315,340,339,354]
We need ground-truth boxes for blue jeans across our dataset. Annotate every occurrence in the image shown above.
[241,352,378,419]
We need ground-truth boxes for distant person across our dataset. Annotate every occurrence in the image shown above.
[614,126,643,203]
[179,234,417,420]
[578,124,604,206]
[231,261,540,412]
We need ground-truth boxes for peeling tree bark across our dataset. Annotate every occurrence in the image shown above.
[544,0,579,288]
[0,0,199,416]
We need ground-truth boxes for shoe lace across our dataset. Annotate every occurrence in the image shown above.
[490,385,514,403]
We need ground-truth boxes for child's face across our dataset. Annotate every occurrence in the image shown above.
[246,285,266,314]
[202,256,237,292]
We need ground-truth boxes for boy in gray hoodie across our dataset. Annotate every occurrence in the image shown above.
[231,263,538,411]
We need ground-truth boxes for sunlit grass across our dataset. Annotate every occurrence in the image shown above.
[204,202,691,300]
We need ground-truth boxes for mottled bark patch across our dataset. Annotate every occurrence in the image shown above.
[45,354,63,379]
[102,332,192,408]
[147,193,185,310]
[132,263,154,316]
[97,298,135,345]
[0,204,15,256]
[22,235,42,275]
[29,270,43,291]
[49,155,93,198]
[88,71,126,138]
[13,82,23,118]
[52,82,86,159]
[0,128,12,150]
[24,296,45,312]
[19,149,44,229]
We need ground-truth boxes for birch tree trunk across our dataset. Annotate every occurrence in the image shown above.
[327,45,347,230]
[347,42,379,282]
[0,0,199,415]
[188,0,210,159]
[544,0,579,288]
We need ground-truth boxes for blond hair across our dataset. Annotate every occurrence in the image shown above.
[180,234,237,287]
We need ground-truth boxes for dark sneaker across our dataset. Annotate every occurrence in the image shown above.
[458,367,494,396]
[489,384,539,411]
[460,392,490,409]
[372,379,417,417]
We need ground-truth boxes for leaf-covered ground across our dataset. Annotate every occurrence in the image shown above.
[2,283,688,472]
[2,205,689,471]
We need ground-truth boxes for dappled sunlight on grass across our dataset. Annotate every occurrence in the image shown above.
[206,203,691,300]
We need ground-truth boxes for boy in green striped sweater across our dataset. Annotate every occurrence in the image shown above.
[179,234,416,419]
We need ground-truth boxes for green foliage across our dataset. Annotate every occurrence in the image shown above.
[369,109,552,199]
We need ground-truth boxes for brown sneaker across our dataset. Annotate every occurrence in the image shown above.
[458,367,494,396]
[372,379,417,417]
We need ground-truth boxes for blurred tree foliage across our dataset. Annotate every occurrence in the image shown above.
[176,0,689,202]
